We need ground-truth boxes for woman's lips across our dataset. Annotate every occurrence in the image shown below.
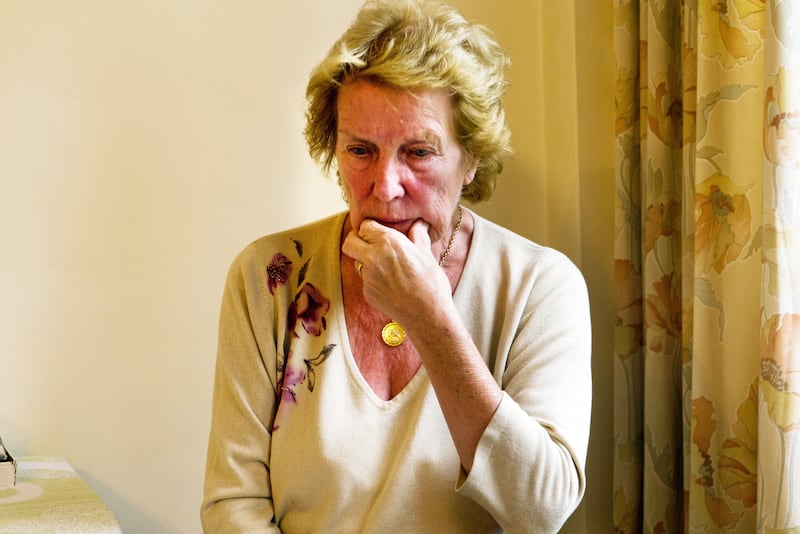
[369,218,413,233]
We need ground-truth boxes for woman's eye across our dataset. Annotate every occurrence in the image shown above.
[348,145,370,157]
[409,147,433,158]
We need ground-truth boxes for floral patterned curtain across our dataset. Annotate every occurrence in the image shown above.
[613,0,800,532]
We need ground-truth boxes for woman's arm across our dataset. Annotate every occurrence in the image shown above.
[456,254,592,533]
[201,253,282,533]
[344,217,591,533]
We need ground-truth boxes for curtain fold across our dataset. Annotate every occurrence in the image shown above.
[613,0,800,532]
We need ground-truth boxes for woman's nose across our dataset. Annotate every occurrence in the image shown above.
[372,157,405,201]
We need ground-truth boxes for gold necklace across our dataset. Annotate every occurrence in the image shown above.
[381,205,463,347]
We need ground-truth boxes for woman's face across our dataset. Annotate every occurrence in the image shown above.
[335,79,475,245]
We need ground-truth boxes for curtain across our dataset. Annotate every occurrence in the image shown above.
[613,0,800,532]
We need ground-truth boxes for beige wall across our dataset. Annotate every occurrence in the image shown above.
[0,1,614,532]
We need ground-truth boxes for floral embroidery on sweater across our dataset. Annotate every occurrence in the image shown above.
[268,240,335,431]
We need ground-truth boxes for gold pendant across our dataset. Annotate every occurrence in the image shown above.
[381,320,406,347]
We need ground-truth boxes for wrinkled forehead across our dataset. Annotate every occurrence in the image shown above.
[336,79,456,142]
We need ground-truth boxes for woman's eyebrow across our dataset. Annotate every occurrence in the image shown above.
[337,127,446,152]
[337,130,374,144]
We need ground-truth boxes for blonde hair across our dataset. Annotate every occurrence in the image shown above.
[304,0,511,203]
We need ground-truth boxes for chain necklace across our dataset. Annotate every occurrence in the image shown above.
[381,205,463,347]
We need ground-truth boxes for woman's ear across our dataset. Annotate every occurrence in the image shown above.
[463,164,477,186]
[336,170,350,206]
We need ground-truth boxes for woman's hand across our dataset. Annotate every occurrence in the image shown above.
[342,218,453,327]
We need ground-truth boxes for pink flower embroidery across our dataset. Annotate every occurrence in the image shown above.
[288,283,330,337]
[270,240,335,432]
[266,253,292,294]
[279,360,306,405]
[273,344,335,431]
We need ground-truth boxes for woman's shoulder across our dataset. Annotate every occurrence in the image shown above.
[234,212,346,266]
[468,210,587,299]
[470,210,574,267]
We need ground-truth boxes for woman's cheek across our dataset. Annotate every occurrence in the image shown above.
[340,169,372,198]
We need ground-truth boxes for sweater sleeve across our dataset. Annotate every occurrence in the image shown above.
[456,250,592,534]
[201,247,282,533]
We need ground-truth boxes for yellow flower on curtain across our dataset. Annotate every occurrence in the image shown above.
[690,396,744,532]
[648,68,683,149]
[758,314,800,529]
[691,382,758,530]
[761,314,800,431]
[645,200,681,255]
[764,67,800,169]
[718,379,758,508]
[644,273,681,355]
[762,381,800,431]
[691,396,716,487]
[734,0,767,28]
[699,0,764,69]
[695,174,753,275]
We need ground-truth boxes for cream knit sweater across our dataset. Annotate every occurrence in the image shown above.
[201,209,592,533]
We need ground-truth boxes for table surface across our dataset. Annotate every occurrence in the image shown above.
[0,456,122,533]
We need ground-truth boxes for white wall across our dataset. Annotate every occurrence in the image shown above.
[0,1,614,532]
[0,2,354,532]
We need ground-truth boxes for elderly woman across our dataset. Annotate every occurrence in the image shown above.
[201,0,591,532]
